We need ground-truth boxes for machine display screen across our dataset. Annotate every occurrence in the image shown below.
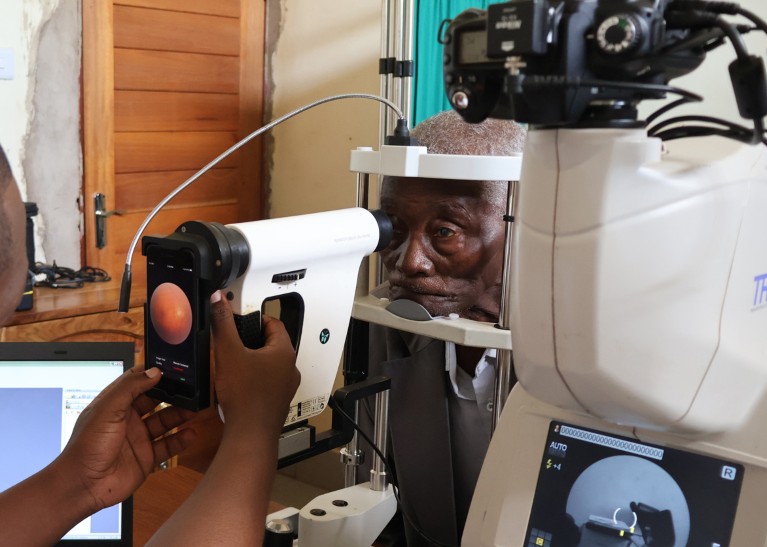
[459,29,490,65]
[525,422,743,547]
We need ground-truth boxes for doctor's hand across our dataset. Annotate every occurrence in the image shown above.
[56,368,197,514]
[209,290,300,440]
[143,295,300,546]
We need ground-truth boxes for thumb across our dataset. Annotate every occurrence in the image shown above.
[128,366,165,397]
[90,367,164,415]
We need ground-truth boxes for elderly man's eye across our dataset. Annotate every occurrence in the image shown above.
[435,227,455,238]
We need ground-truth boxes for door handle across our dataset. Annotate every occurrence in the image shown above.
[94,193,124,249]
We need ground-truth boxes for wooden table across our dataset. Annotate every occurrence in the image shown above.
[8,278,145,327]
[1,279,147,362]
[134,466,283,545]
[134,466,203,546]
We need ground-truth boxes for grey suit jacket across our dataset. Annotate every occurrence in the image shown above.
[358,323,460,546]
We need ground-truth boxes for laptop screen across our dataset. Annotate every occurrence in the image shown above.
[0,342,134,546]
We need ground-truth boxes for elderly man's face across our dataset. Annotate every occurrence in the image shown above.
[379,177,506,322]
[0,173,28,326]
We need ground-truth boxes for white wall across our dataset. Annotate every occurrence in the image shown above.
[265,0,381,219]
[0,0,82,267]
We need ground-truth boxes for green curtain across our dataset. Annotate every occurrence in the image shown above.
[412,0,490,125]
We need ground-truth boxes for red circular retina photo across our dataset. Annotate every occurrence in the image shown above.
[150,282,193,345]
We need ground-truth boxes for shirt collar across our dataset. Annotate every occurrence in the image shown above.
[445,341,497,402]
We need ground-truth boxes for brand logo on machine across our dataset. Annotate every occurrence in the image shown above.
[752,273,767,310]
[319,328,330,344]
[495,19,522,31]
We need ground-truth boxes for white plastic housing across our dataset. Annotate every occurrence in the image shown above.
[226,208,384,425]
[512,128,767,433]
[350,144,522,180]
[298,483,397,547]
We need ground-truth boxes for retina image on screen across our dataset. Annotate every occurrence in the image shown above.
[526,422,743,547]
[146,246,197,388]
[0,355,127,541]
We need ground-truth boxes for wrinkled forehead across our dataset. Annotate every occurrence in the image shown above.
[381,176,501,204]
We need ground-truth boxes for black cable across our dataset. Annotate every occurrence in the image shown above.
[645,97,696,124]
[735,7,767,34]
[328,397,458,547]
[652,125,741,141]
[669,1,767,34]
[667,10,750,60]
[712,15,749,60]
[751,116,766,145]
[522,76,704,104]
[652,123,766,144]
[647,114,767,144]
[648,114,753,135]
[32,261,111,289]
[665,1,767,144]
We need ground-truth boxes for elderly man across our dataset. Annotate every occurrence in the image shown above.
[359,110,526,546]
[0,143,299,546]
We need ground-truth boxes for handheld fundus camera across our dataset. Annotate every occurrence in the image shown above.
[443,0,765,127]
[143,208,392,413]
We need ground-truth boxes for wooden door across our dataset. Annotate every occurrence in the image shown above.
[82,0,265,288]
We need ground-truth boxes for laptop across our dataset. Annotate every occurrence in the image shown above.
[0,342,134,546]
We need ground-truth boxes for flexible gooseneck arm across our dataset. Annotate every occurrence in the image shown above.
[118,93,405,312]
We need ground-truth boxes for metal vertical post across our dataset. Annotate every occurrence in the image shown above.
[492,179,518,431]
[387,0,400,135]
[341,401,363,487]
[400,0,415,123]
[379,0,392,147]
[369,391,391,491]
[340,172,374,487]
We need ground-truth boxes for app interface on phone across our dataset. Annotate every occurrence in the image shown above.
[525,421,743,547]
[147,247,196,386]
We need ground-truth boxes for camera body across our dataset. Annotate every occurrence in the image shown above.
[144,208,391,418]
[443,0,703,126]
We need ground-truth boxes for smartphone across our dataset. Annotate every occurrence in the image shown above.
[144,243,210,410]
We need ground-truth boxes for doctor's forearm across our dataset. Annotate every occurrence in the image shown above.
[0,457,96,547]
[146,424,277,546]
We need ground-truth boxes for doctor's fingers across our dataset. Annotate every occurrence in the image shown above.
[140,401,197,440]
[150,427,197,467]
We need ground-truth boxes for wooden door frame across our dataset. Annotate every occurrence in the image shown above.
[238,0,266,222]
[82,0,266,273]
[82,0,115,272]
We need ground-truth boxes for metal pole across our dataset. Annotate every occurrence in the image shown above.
[369,390,390,491]
[492,179,518,431]
[341,172,373,488]
[379,0,391,147]
[341,401,365,488]
[356,172,372,297]
[387,0,400,134]
[400,0,415,122]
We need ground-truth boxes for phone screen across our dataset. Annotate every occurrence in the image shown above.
[146,246,198,395]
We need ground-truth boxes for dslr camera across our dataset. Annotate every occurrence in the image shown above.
[442,0,705,126]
